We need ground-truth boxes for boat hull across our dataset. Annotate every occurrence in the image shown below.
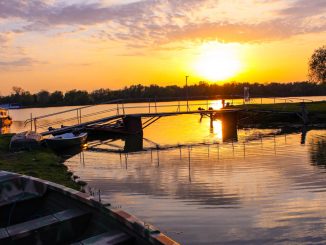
[45,133,87,150]
[0,171,179,245]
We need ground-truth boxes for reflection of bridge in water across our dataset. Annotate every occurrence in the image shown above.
[84,125,309,155]
[65,126,315,190]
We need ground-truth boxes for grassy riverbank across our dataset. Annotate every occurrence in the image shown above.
[0,134,80,190]
[236,101,326,126]
[238,101,326,113]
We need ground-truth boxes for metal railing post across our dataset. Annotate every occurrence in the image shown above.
[155,98,157,113]
[148,99,151,113]
[34,118,37,132]
[30,113,33,131]
[116,103,120,115]
[77,109,79,124]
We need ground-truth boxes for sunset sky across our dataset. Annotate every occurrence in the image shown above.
[0,0,325,94]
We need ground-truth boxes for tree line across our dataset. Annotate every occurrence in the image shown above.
[0,82,325,107]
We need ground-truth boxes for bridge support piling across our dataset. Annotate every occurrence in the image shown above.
[221,112,238,142]
[210,113,213,129]
[123,116,143,135]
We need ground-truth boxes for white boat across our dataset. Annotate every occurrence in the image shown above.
[45,132,88,150]
[0,108,12,127]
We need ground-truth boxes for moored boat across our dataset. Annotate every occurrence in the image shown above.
[45,132,87,150]
[0,108,12,127]
[0,171,179,244]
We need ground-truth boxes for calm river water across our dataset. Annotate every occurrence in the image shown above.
[4,97,326,244]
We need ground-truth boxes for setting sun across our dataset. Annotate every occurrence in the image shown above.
[194,42,242,81]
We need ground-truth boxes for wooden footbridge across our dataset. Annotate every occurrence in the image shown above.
[24,98,241,136]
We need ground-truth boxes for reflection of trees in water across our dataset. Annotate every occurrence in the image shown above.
[310,138,326,167]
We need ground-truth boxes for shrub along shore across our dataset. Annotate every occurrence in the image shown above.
[0,134,81,190]
[1,82,325,108]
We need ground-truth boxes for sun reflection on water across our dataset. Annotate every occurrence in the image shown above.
[210,100,223,110]
[213,120,223,140]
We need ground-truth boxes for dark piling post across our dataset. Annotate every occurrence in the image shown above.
[221,112,238,142]
[123,116,143,134]
[210,113,213,129]
[124,134,143,152]
[300,102,309,125]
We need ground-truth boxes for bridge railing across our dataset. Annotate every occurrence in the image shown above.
[24,98,228,132]
[23,95,317,133]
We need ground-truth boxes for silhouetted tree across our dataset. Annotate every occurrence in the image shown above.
[90,89,111,103]
[37,90,50,105]
[49,91,64,105]
[64,90,91,105]
[309,45,326,84]
[12,86,24,95]
[0,82,325,107]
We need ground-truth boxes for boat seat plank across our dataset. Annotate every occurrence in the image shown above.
[53,208,89,221]
[0,228,9,243]
[6,208,91,244]
[80,231,132,245]
[6,215,57,236]
[0,192,41,207]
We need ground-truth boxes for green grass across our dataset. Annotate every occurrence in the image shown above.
[236,101,326,113]
[0,134,80,190]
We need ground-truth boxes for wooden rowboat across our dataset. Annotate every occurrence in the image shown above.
[0,171,179,245]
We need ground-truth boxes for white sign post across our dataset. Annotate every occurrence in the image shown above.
[244,87,250,104]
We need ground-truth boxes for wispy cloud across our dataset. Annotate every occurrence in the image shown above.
[0,0,325,53]
[0,57,46,70]
[1,0,325,45]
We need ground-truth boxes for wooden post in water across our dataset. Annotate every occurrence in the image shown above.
[300,102,309,125]
[210,113,213,129]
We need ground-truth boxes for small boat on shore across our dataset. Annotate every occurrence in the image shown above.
[0,171,179,244]
[0,108,12,127]
[45,132,87,150]
[0,103,21,110]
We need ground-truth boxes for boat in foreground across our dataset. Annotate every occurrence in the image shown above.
[45,132,88,150]
[0,171,179,245]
